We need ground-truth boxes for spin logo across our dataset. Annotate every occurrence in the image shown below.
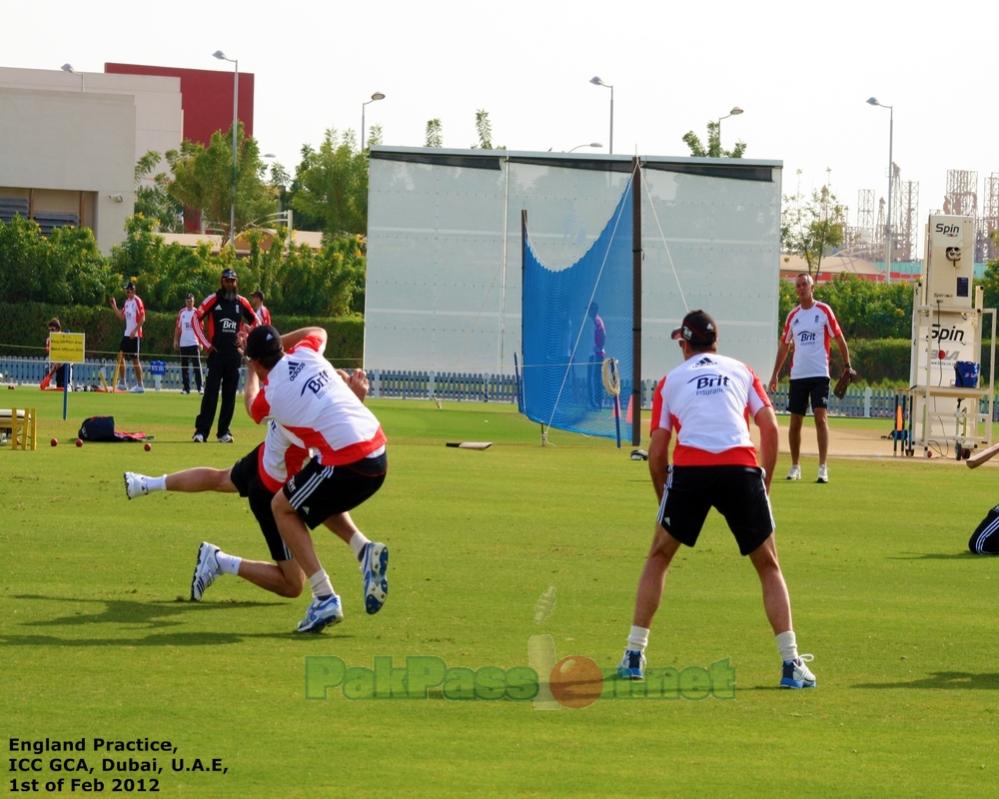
[930,324,965,343]
[934,222,960,237]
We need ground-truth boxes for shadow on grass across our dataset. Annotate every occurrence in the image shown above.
[6,594,350,645]
[887,552,985,560]
[853,672,999,690]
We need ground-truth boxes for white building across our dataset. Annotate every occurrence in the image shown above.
[0,67,183,252]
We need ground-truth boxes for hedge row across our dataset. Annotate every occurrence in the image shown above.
[0,302,364,367]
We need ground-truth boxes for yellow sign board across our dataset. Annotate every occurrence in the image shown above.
[49,332,86,364]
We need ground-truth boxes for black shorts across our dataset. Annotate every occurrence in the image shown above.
[230,444,291,562]
[119,337,140,356]
[657,465,774,556]
[283,452,387,529]
[788,377,830,415]
[969,506,999,555]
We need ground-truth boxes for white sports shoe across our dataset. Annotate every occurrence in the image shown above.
[130,385,145,394]
[360,542,389,615]
[816,465,829,484]
[192,432,205,443]
[123,471,150,500]
[780,654,817,689]
[786,465,802,481]
[190,542,221,601]
[295,594,344,633]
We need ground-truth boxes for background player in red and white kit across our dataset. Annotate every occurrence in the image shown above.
[173,293,203,395]
[244,324,389,633]
[768,273,852,483]
[109,281,145,393]
[617,309,816,689]
[250,291,271,326]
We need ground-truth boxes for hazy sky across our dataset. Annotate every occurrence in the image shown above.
[7,1,997,254]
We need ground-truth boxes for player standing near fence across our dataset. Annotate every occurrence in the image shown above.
[174,293,203,394]
[767,273,852,484]
[617,309,816,689]
[109,281,146,393]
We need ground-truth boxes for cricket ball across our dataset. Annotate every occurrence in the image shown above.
[144,442,152,452]
[549,655,604,709]
[75,438,83,448]
[50,437,58,447]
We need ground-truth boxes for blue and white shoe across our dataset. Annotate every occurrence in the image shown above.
[617,649,646,680]
[190,542,221,602]
[295,594,344,634]
[360,542,389,615]
[780,654,817,689]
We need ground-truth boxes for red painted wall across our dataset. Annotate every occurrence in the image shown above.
[104,62,254,144]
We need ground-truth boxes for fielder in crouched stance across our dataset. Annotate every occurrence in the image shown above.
[618,310,817,689]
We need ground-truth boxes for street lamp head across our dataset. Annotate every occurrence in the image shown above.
[370,92,386,102]
[866,96,880,106]
[729,106,744,116]
[568,142,603,152]
[61,63,74,73]
[590,76,612,88]
[213,50,227,60]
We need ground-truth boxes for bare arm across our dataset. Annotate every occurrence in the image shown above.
[834,332,851,371]
[244,363,260,418]
[337,368,369,402]
[754,406,779,494]
[768,339,791,393]
[109,297,124,321]
[648,428,672,504]
[281,327,328,352]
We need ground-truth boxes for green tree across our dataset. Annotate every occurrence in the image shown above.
[781,185,845,276]
[288,129,368,237]
[681,121,746,158]
[425,119,443,148]
[133,151,183,231]
[165,123,276,237]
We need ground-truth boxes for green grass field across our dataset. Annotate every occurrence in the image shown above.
[1,389,997,797]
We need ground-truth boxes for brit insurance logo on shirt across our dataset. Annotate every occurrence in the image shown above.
[686,372,730,396]
[219,317,239,333]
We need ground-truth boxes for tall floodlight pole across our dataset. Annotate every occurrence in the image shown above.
[361,92,386,151]
[867,97,894,283]
[214,50,239,243]
[590,76,614,154]
[716,106,743,151]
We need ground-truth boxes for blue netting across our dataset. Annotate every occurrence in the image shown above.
[521,182,633,440]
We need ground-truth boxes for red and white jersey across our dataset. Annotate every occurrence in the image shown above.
[650,352,771,467]
[176,307,199,348]
[249,334,386,466]
[123,296,145,337]
[255,304,272,326]
[781,302,842,379]
[257,420,310,493]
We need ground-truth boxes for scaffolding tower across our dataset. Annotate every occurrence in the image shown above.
[895,180,919,262]
[980,173,999,262]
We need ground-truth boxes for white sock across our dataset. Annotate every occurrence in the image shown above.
[309,570,334,598]
[349,532,371,561]
[627,625,650,653]
[776,630,799,663]
[216,551,241,575]
[147,475,167,492]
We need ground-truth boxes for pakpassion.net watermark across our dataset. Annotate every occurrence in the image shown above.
[304,653,735,708]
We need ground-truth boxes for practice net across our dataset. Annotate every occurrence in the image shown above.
[520,182,633,441]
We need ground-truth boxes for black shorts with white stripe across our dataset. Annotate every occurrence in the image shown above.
[657,464,774,556]
[230,443,291,562]
[969,505,999,555]
[283,451,387,529]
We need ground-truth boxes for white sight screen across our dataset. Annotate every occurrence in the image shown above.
[365,147,781,381]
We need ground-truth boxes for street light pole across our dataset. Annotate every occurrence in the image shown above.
[716,106,743,153]
[214,50,238,243]
[361,92,386,151]
[867,97,894,283]
[589,77,614,154]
